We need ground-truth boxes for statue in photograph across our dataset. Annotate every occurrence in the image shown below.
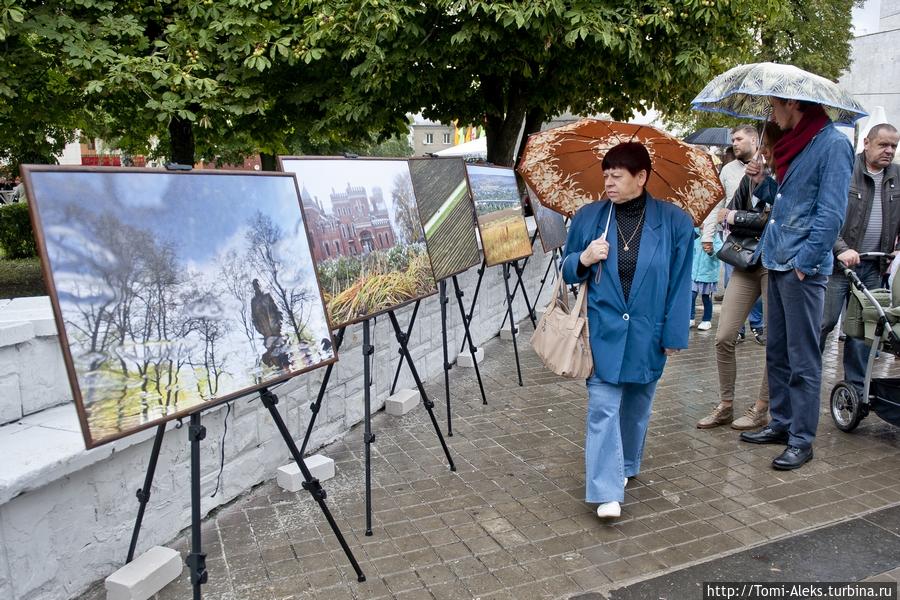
[251,278,291,369]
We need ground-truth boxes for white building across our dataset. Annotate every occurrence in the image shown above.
[840,0,900,127]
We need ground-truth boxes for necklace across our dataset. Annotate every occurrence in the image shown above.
[617,207,645,252]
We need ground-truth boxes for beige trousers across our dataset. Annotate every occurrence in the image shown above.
[715,267,769,407]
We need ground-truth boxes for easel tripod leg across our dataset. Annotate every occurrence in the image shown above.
[126,424,166,564]
[390,300,420,395]
[300,327,346,457]
[512,260,537,327]
[388,311,456,472]
[362,319,375,536]
[459,259,486,354]
[187,413,208,600]
[439,280,452,436]
[452,275,487,405]
[503,263,524,386]
[260,388,365,581]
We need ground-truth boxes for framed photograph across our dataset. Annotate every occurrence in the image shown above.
[407,157,480,281]
[22,166,336,448]
[278,157,438,328]
[527,185,567,253]
[465,165,533,267]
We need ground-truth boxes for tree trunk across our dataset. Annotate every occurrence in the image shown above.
[259,152,277,171]
[168,116,195,166]
[515,107,547,168]
[482,77,529,167]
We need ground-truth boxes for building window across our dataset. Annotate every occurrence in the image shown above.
[424,133,434,144]
[322,242,330,257]
[334,241,341,254]
[443,132,451,144]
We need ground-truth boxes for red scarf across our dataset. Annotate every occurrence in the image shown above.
[771,104,830,182]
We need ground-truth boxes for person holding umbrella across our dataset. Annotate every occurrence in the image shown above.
[560,142,694,518]
[692,62,864,470]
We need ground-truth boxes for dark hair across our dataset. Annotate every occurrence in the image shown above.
[602,142,652,181]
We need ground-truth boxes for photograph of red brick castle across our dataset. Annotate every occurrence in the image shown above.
[279,157,437,328]
[302,182,396,263]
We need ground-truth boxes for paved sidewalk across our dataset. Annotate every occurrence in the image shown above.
[79,309,900,600]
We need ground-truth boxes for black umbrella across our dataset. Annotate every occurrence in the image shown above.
[683,127,732,146]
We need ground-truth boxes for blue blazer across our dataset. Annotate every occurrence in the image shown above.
[562,195,694,384]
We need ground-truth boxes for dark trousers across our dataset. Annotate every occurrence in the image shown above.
[766,269,828,449]
[819,261,882,395]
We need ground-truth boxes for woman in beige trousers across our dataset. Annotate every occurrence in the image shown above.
[697,123,784,430]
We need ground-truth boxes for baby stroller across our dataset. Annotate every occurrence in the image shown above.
[830,252,900,432]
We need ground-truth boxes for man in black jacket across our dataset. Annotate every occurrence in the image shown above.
[819,123,900,396]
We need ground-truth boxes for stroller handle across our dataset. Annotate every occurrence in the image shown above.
[837,252,890,280]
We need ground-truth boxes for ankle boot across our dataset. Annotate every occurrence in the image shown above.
[696,403,733,429]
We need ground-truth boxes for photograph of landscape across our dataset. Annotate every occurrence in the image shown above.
[466,165,533,267]
[279,158,438,328]
[408,158,480,280]
[527,186,568,253]
[25,168,335,448]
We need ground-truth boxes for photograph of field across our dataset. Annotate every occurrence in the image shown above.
[527,186,568,253]
[466,165,533,267]
[24,168,335,448]
[408,158,480,280]
[279,158,438,328]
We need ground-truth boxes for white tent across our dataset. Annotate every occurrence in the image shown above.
[433,137,487,159]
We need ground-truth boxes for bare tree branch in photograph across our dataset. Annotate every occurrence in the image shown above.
[245,211,315,345]
[391,172,420,245]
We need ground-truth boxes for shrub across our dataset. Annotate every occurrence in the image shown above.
[0,203,37,259]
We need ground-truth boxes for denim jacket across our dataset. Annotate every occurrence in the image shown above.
[754,123,853,276]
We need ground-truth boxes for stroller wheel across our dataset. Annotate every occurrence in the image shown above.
[830,382,864,432]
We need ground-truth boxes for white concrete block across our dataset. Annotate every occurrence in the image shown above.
[385,388,419,416]
[276,454,335,492]
[0,374,21,425]
[0,322,33,348]
[500,325,521,341]
[105,546,182,600]
[456,347,484,368]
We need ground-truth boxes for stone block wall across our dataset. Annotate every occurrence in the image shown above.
[0,248,554,600]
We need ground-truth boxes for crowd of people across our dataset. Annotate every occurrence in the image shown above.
[563,98,899,520]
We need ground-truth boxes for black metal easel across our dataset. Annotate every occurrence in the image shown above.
[531,248,563,314]
[296,313,456,537]
[125,391,366,598]
[501,263,524,386]
[388,278,488,436]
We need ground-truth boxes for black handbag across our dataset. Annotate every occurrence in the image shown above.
[717,231,761,272]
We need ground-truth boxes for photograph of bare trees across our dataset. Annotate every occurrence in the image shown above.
[466,165,533,267]
[24,168,335,448]
[527,186,567,253]
[408,158,480,281]
[279,158,438,328]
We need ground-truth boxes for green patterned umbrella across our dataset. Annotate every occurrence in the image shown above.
[692,62,867,125]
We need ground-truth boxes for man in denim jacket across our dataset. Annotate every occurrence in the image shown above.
[738,98,853,470]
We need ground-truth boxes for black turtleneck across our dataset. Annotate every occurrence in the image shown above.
[576,191,648,301]
[615,192,647,301]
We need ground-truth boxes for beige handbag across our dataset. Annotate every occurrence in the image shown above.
[530,275,593,379]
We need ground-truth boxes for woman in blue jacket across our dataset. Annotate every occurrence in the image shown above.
[562,142,693,519]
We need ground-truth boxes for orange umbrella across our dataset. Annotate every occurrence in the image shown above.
[517,118,724,225]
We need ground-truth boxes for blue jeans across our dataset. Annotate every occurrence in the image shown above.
[585,376,658,503]
[767,269,827,449]
[692,291,712,322]
[739,296,765,335]
[819,261,882,394]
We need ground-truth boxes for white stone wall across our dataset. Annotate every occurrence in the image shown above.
[0,247,554,600]
[840,1,900,125]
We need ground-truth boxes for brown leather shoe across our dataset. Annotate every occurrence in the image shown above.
[696,403,733,429]
[731,405,768,430]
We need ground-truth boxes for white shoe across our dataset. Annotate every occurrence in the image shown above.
[697,321,712,331]
[689,319,695,328]
[624,477,629,488]
[596,501,621,519]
